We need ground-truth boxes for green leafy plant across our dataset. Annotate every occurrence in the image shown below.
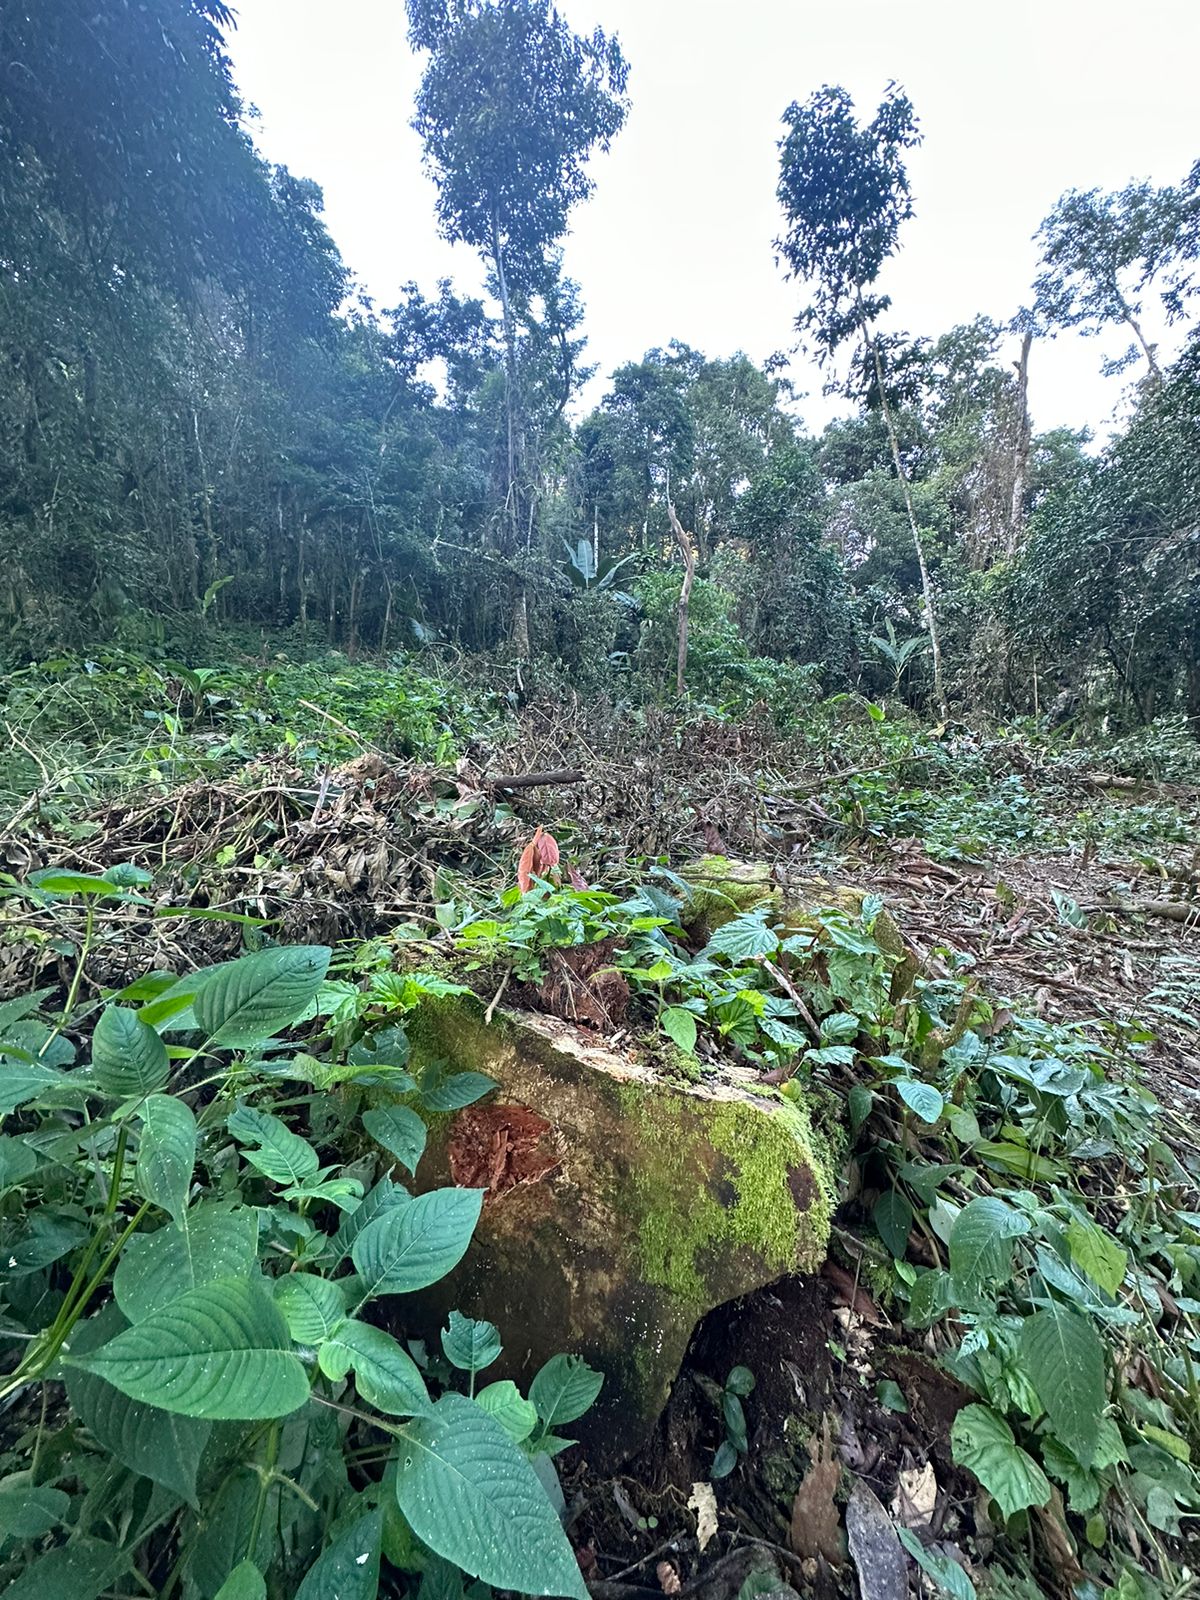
[700,1365,756,1479]
[868,618,929,694]
[0,884,600,1597]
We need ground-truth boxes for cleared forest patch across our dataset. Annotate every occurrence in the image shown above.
[1,656,1198,1599]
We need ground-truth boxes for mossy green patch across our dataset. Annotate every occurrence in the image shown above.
[616,1083,833,1306]
[678,855,780,938]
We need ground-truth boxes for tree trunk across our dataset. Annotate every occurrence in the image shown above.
[490,211,530,659]
[862,321,948,719]
[298,513,308,631]
[667,497,697,697]
[1008,329,1032,554]
[1125,309,1162,385]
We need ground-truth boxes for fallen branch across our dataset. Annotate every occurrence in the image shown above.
[296,699,380,753]
[486,767,585,791]
[760,957,821,1043]
[1092,897,1200,924]
[1083,772,1142,791]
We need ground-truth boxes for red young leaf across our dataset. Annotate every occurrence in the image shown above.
[535,828,560,871]
[517,838,537,893]
[566,864,589,891]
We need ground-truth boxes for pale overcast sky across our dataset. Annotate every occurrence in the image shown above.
[227,0,1198,440]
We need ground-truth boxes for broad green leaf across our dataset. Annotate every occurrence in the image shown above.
[318,1319,430,1415]
[975,1140,1062,1182]
[348,1025,413,1071]
[194,945,331,1048]
[876,1379,908,1413]
[821,1010,861,1044]
[0,1482,70,1538]
[92,1005,170,1097]
[1092,1415,1128,1469]
[951,1403,1051,1520]
[1041,1437,1102,1514]
[475,1380,538,1443]
[214,1562,267,1600]
[948,1106,980,1144]
[703,912,779,962]
[725,1365,755,1397]
[1066,1218,1127,1296]
[363,1105,427,1176]
[227,1104,319,1186]
[65,1304,211,1505]
[847,1083,874,1132]
[103,863,153,888]
[1020,1303,1106,1466]
[27,870,125,898]
[352,1187,482,1298]
[136,1094,196,1220]
[0,1139,38,1190]
[2,1211,87,1276]
[661,1006,697,1054]
[273,1273,346,1344]
[0,987,54,1033]
[896,1527,976,1600]
[395,1392,588,1598]
[948,1198,1029,1302]
[896,1080,944,1124]
[71,1277,308,1420]
[761,1016,808,1049]
[186,1469,277,1596]
[295,1506,382,1600]
[417,1555,467,1600]
[0,1021,75,1069]
[0,1536,127,1600]
[328,1177,410,1267]
[529,1353,604,1430]
[723,1391,747,1452]
[441,1310,502,1374]
[874,1191,914,1257]
[0,1061,66,1115]
[419,1071,498,1112]
[114,1204,259,1323]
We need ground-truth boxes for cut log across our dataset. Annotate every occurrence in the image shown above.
[486,767,585,791]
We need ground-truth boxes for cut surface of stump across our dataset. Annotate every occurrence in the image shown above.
[394,995,840,1465]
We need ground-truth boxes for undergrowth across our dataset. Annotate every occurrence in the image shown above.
[1,649,1198,1599]
[0,651,499,836]
[0,866,599,1599]
[445,861,1200,1595]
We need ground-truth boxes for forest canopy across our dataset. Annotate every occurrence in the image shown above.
[0,0,1197,730]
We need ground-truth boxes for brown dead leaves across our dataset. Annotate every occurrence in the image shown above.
[789,1417,845,1566]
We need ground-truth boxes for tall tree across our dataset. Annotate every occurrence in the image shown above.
[406,0,629,654]
[1033,180,1197,383]
[776,83,948,716]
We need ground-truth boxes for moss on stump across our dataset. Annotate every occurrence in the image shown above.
[398,995,838,1465]
[678,855,919,998]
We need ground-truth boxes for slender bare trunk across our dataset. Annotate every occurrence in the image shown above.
[490,211,530,659]
[192,407,215,602]
[667,497,697,697]
[347,568,361,659]
[298,513,308,631]
[1124,309,1162,384]
[1009,330,1032,554]
[859,298,947,719]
